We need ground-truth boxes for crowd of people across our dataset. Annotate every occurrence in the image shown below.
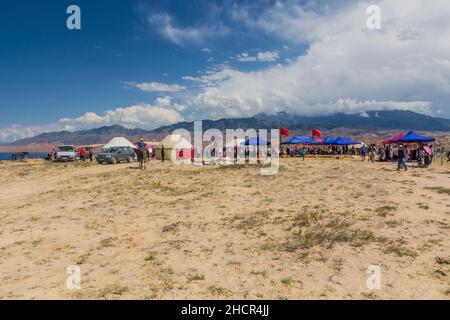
[283,142,435,170]
[284,145,357,157]
[42,137,443,170]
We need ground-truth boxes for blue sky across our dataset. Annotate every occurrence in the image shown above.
[1,0,450,142]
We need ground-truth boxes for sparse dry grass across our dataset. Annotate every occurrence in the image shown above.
[0,158,449,299]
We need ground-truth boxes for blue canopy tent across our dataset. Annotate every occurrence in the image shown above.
[319,137,337,145]
[282,136,316,144]
[314,137,359,145]
[390,131,435,143]
[332,137,360,145]
[241,137,271,146]
[313,137,337,145]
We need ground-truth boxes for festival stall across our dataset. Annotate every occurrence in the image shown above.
[385,131,436,163]
[390,131,435,143]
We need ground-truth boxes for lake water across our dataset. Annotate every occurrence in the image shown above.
[0,152,48,161]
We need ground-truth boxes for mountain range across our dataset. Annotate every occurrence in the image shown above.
[1,110,449,151]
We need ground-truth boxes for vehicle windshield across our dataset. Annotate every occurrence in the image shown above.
[104,148,119,153]
[58,146,74,152]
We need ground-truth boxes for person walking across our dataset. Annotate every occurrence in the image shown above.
[397,145,407,171]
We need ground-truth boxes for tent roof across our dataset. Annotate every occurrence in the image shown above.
[103,137,136,149]
[319,137,337,145]
[316,137,360,145]
[241,137,271,146]
[333,137,360,145]
[282,136,316,144]
[383,133,406,144]
[160,134,192,149]
[391,131,435,143]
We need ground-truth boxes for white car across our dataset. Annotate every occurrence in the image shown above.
[56,145,79,162]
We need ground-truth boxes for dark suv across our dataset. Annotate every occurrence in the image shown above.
[96,147,137,164]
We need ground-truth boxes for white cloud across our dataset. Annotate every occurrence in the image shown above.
[124,81,186,92]
[183,68,239,87]
[3,0,450,143]
[184,0,450,119]
[256,51,279,62]
[236,51,279,62]
[0,98,184,143]
[236,52,257,62]
[147,12,229,46]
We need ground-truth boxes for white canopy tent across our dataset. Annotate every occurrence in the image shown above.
[103,137,136,150]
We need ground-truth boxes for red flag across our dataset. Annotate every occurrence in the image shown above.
[280,127,290,136]
[312,128,321,137]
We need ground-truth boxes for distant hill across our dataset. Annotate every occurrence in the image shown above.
[1,110,449,151]
[148,110,450,134]
[2,125,150,147]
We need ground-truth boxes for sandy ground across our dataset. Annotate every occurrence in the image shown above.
[0,157,449,300]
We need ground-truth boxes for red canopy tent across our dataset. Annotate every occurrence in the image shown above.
[383,133,405,144]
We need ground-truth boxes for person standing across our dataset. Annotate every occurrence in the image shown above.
[89,148,94,162]
[385,145,390,161]
[79,147,86,162]
[397,145,407,171]
[50,148,56,161]
[429,145,434,165]
[361,145,367,161]
[369,145,376,163]
[300,146,306,161]
[161,144,165,162]
[418,146,425,167]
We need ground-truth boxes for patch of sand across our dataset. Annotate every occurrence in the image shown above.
[0,158,449,299]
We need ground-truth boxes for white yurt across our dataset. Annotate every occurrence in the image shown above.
[156,134,192,161]
[103,137,136,150]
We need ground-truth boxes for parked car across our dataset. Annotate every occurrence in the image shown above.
[96,147,136,164]
[56,145,79,162]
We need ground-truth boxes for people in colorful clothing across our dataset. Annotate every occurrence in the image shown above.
[79,147,86,162]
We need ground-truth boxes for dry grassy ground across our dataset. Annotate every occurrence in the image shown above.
[0,158,449,300]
